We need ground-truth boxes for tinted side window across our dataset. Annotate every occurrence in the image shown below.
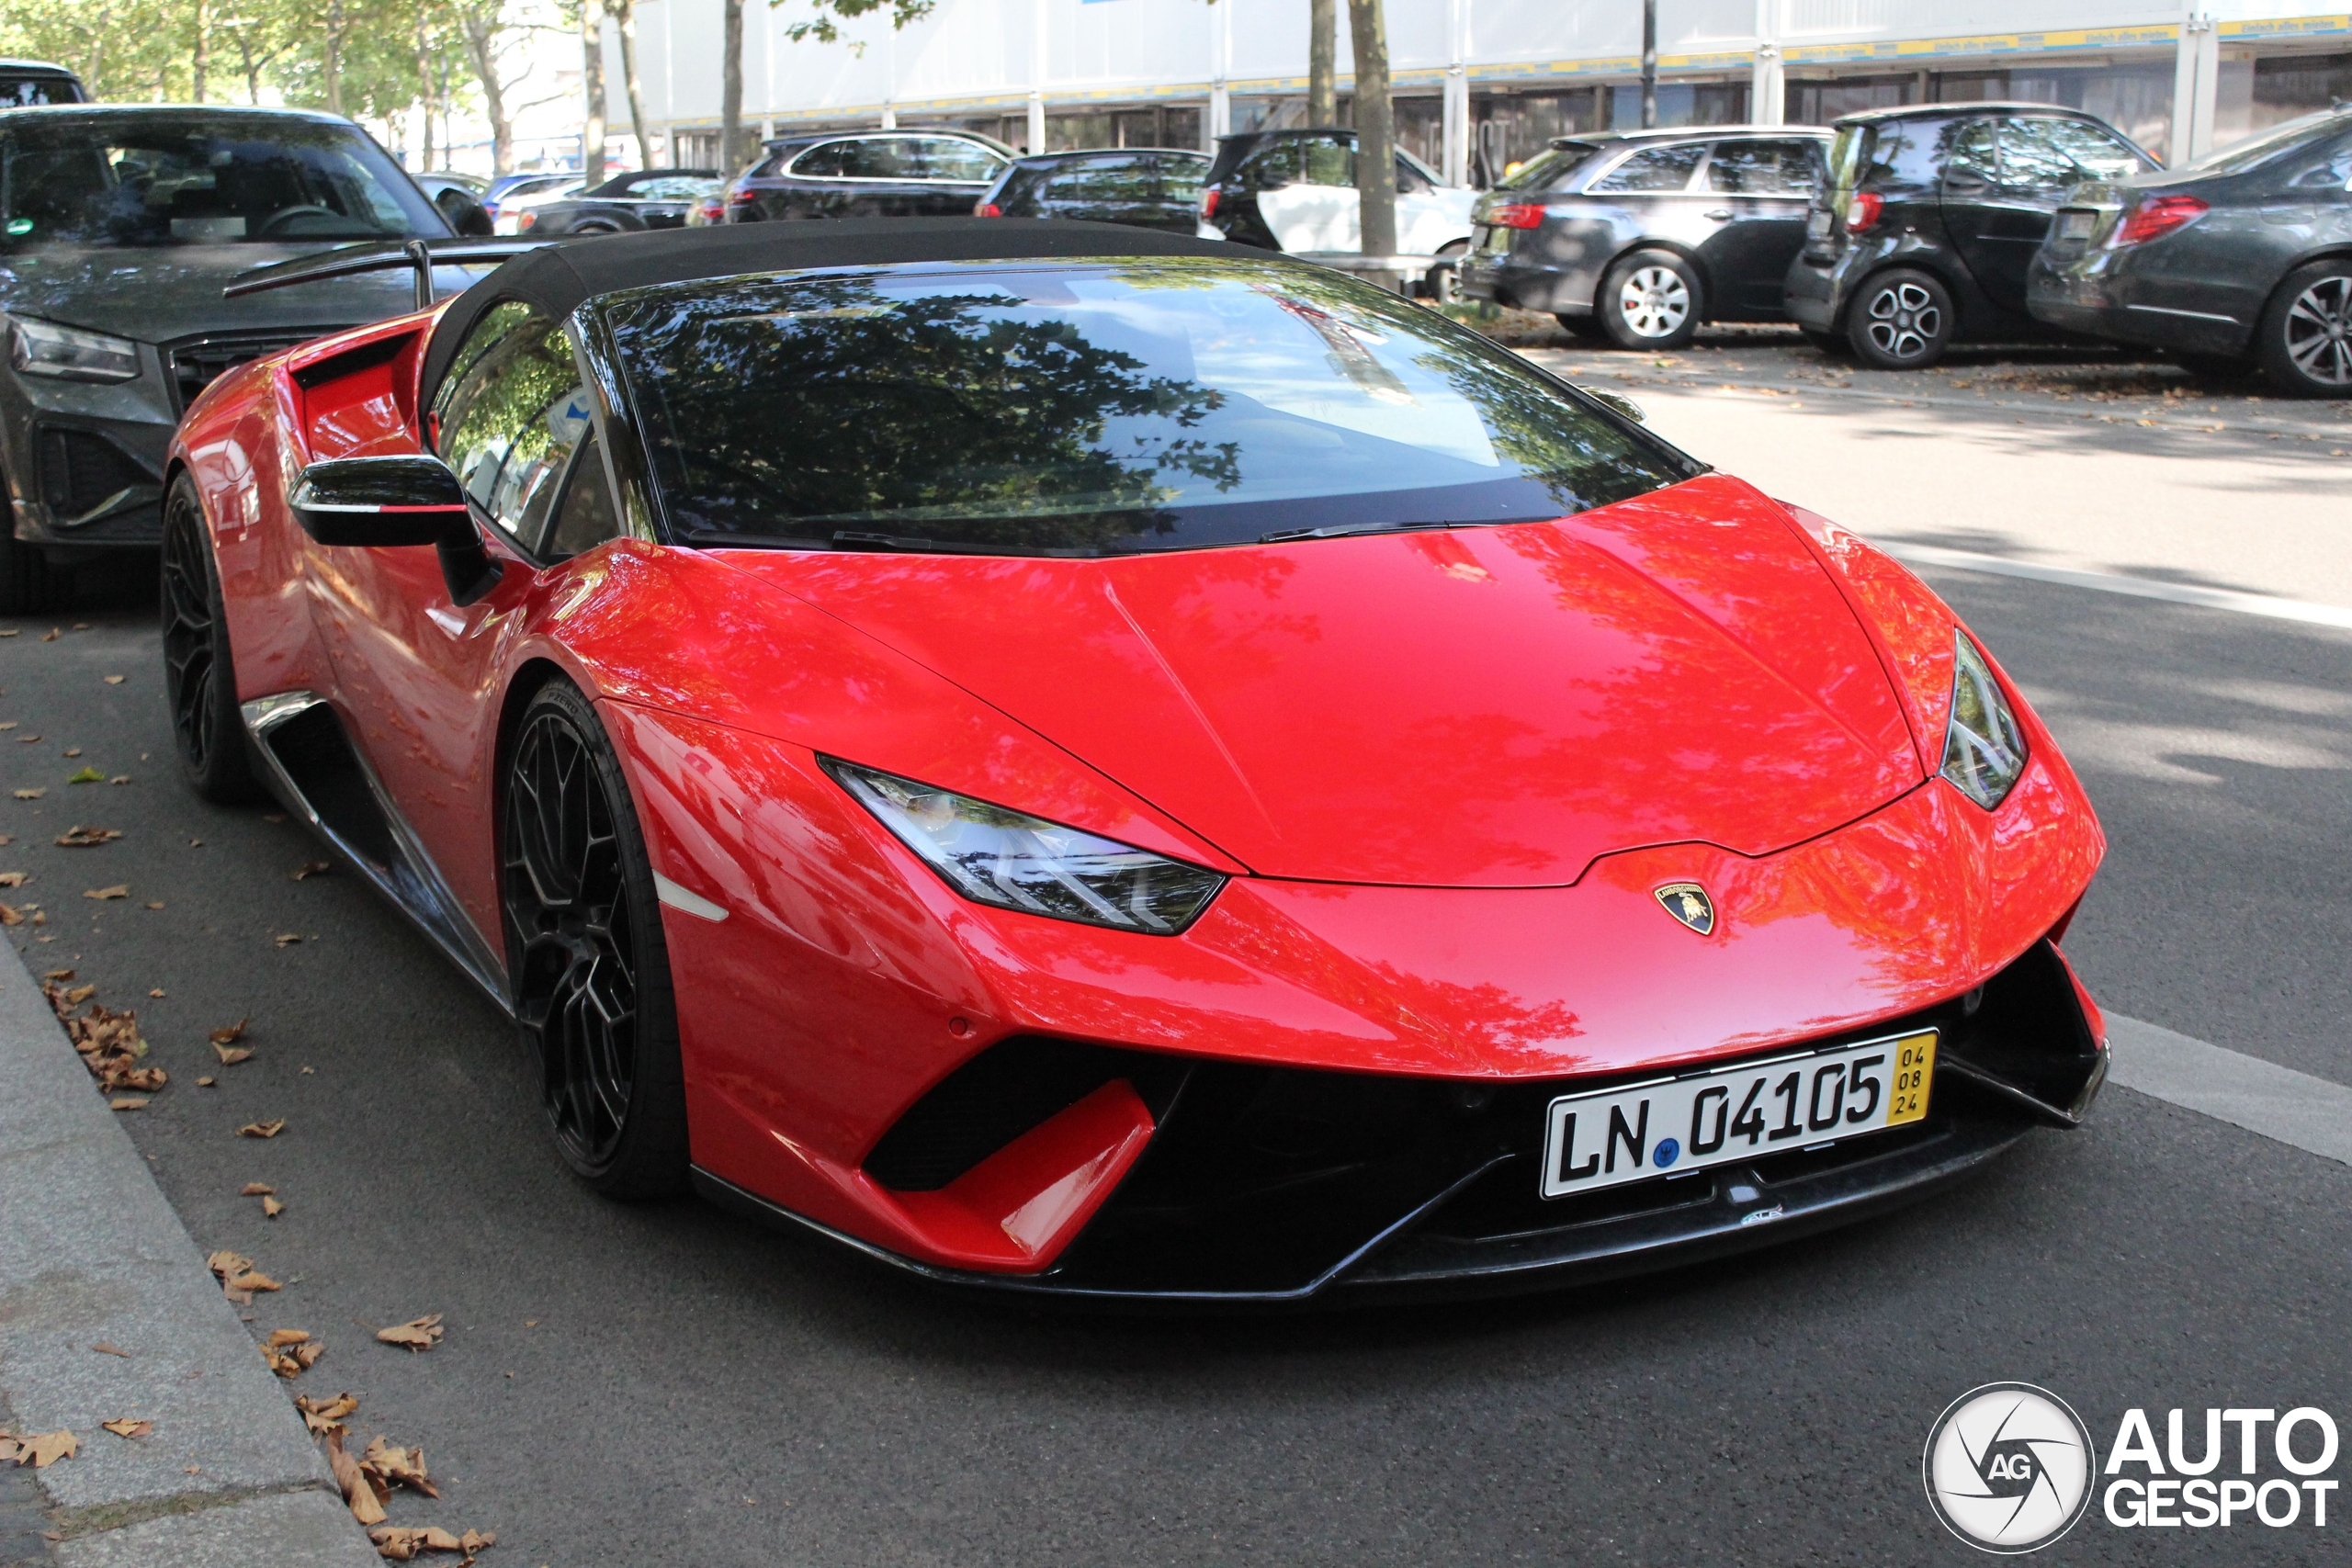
[2029,118,2152,180]
[1592,143,1705,193]
[837,139,911,179]
[991,162,1053,212]
[0,77,80,107]
[1995,119,2081,191]
[1299,136,1355,187]
[1048,154,1155,203]
[1865,119,1972,187]
[1235,141,1301,190]
[1706,140,1819,195]
[546,436,621,559]
[1945,120,1998,181]
[788,141,854,177]
[433,302,592,550]
[917,139,1003,182]
[1158,157,1208,201]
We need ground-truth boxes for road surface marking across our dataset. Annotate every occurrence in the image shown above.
[2107,1013,2352,1167]
[1890,545,2352,630]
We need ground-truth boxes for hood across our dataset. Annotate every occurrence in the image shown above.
[719,474,1921,887]
[0,243,433,344]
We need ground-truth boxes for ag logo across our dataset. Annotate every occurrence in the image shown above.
[1923,1382,2096,1553]
[1653,882,1714,935]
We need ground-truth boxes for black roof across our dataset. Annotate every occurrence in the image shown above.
[1831,100,2120,127]
[421,216,1232,405]
[1008,147,1208,165]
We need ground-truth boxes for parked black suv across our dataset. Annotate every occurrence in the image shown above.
[975,149,1209,233]
[2030,107,2352,396]
[1460,127,1829,349]
[0,59,86,107]
[726,130,1012,222]
[1784,103,2156,368]
[522,169,723,235]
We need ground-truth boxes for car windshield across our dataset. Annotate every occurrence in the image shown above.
[1498,141,1605,191]
[606,257,1688,556]
[0,113,443,249]
[2180,111,2352,176]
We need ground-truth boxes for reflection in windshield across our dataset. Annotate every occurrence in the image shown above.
[605,258,1689,556]
[0,112,443,248]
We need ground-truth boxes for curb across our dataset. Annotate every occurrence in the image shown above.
[0,939,378,1565]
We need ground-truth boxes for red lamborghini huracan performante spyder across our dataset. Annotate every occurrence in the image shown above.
[166,220,2107,1303]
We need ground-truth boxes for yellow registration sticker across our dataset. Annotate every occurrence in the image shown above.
[1887,1031,1937,1125]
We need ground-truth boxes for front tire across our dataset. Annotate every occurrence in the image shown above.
[1599,249,1703,349]
[2256,262,2352,398]
[502,680,688,1199]
[1846,267,1954,370]
[160,478,260,803]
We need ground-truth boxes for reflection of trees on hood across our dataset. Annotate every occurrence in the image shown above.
[617,275,1238,551]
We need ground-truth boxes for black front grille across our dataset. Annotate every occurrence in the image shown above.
[37,427,150,519]
[165,332,338,412]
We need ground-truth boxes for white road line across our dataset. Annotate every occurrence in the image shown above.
[1887,544,2352,631]
[2106,1014,2352,1167]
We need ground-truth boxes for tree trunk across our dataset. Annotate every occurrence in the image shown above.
[191,0,209,102]
[85,8,108,98]
[1307,0,1335,127]
[415,0,435,169]
[1347,0,1396,261]
[615,0,653,169]
[720,0,744,172]
[581,0,607,186]
[460,8,514,174]
[323,0,345,117]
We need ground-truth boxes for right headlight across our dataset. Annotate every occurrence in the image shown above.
[9,316,140,383]
[1939,629,2029,810]
[822,758,1227,935]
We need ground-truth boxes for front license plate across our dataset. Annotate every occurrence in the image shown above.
[1539,1031,1937,1199]
[2057,209,2096,240]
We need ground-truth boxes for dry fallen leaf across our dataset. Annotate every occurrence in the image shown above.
[209,1017,249,1045]
[142,899,163,908]
[147,987,164,998]
[103,675,125,685]
[204,1249,282,1304]
[294,1392,357,1436]
[62,748,83,759]
[274,933,302,947]
[108,1096,148,1111]
[236,1119,285,1138]
[12,1430,75,1467]
[197,1076,215,1087]
[261,1331,324,1378]
[91,1342,130,1359]
[213,1043,253,1066]
[99,1419,152,1440]
[0,905,19,928]
[56,826,121,848]
[292,861,332,880]
[0,871,25,886]
[374,1314,444,1352]
[266,1329,309,1348]
[360,1435,441,1498]
[263,1196,285,1219]
[83,886,128,901]
[326,1427,387,1526]
[112,777,132,786]
[240,1182,275,1197]
[39,628,56,641]
[12,789,42,801]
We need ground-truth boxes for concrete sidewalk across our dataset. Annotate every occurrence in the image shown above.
[0,941,376,1564]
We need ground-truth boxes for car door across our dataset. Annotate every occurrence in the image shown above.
[1257,135,1359,252]
[303,301,607,935]
[1942,116,2096,313]
[1692,138,1823,317]
[1587,140,1712,265]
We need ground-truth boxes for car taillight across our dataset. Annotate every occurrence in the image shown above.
[2112,195,2208,247]
[516,209,536,231]
[1487,203,1545,229]
[975,202,1001,217]
[727,187,755,205]
[1201,186,1219,218]
[1845,191,1883,232]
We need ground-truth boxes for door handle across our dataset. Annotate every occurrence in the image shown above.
[1703,209,1735,220]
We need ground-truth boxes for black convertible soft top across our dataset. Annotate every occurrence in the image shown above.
[420,217,1237,411]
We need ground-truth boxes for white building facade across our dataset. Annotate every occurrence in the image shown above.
[605,0,2352,179]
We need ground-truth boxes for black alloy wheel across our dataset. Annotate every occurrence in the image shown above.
[501,680,688,1198]
[2258,262,2352,398]
[160,477,259,802]
[1847,267,1954,370]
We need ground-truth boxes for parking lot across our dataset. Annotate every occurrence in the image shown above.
[4,332,2347,1565]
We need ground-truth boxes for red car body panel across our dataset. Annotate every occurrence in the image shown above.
[168,296,2106,1283]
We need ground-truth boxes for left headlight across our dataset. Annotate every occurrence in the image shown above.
[8,316,141,383]
[1940,629,2029,810]
[822,758,1227,935]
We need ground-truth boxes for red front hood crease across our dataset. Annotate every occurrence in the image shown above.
[719,475,1920,886]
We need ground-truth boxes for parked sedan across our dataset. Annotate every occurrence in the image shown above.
[726,130,1012,222]
[1460,128,1829,350]
[1198,130,1476,290]
[521,171,723,236]
[2028,107,2352,396]
[975,149,1208,233]
[1785,103,2156,368]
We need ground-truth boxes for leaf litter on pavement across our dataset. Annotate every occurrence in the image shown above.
[307,1393,494,1557]
[204,1249,281,1305]
[0,1428,76,1467]
[41,971,165,1095]
[375,1314,444,1352]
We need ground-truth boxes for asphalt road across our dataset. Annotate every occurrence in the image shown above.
[6,352,2351,1566]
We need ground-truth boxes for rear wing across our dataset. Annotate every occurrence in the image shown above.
[223,239,551,311]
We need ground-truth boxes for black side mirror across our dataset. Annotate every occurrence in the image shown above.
[288,456,504,606]
[435,189,494,237]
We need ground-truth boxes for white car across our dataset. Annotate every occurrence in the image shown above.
[488,175,584,234]
[1197,129,1477,291]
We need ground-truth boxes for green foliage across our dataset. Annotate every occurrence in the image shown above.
[771,0,934,51]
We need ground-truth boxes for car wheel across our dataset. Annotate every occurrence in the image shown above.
[1846,268,1953,369]
[502,679,688,1199]
[1423,242,1468,305]
[1599,250,1702,349]
[159,477,261,803]
[2256,262,2352,398]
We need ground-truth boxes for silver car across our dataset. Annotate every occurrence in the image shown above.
[1460,127,1830,349]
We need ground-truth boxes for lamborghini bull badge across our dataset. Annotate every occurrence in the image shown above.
[1654,883,1715,935]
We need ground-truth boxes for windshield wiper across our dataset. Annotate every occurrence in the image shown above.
[1256,520,1453,545]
